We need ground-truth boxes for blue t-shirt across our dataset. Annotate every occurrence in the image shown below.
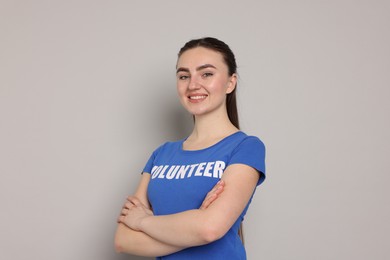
[142,131,266,259]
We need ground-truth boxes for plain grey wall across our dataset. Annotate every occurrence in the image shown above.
[1,1,389,259]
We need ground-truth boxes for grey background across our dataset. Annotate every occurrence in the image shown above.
[1,0,389,259]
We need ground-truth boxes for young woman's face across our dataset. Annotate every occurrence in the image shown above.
[176,47,236,117]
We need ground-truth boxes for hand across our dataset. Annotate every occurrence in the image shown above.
[199,180,225,210]
[118,196,153,231]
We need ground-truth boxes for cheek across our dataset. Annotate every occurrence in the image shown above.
[176,84,186,97]
[210,80,229,94]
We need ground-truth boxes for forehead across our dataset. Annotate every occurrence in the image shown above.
[177,47,226,69]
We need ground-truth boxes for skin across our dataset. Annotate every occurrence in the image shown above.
[115,176,225,256]
[114,47,259,256]
[176,47,236,118]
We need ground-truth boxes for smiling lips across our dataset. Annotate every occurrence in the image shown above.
[188,94,208,102]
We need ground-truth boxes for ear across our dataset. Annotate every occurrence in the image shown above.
[226,73,237,94]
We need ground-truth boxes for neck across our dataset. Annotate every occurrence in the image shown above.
[190,111,239,141]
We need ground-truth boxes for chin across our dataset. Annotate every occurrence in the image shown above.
[190,110,211,117]
[181,104,204,115]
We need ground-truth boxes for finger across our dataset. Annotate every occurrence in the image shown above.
[205,182,224,200]
[214,184,224,195]
[216,180,225,189]
[121,208,129,215]
[211,180,225,193]
[202,184,223,204]
[209,181,221,192]
[200,181,225,210]
[124,202,134,209]
[200,194,217,209]
[200,193,217,210]
[127,196,142,206]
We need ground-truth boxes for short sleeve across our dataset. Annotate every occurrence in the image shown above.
[142,143,165,174]
[228,136,266,185]
[142,152,155,174]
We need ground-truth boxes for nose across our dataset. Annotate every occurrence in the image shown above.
[188,76,201,90]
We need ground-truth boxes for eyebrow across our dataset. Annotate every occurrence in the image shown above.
[176,64,217,74]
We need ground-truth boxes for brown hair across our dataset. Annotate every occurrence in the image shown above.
[178,37,240,129]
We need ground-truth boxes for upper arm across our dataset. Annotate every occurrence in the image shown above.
[133,173,151,208]
[202,163,259,239]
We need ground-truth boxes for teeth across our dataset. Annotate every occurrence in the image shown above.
[189,95,207,100]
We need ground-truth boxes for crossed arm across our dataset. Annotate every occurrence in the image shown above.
[114,163,259,257]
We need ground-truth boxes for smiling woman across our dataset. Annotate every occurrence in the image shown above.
[114,37,266,260]
[176,47,237,118]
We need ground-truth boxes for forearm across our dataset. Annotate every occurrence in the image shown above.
[135,166,258,248]
[139,209,222,247]
[115,223,185,257]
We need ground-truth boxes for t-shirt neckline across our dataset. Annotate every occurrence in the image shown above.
[180,131,243,153]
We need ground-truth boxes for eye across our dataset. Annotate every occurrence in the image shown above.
[178,74,190,80]
[202,72,213,78]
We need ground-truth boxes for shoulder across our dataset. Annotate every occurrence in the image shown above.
[143,139,184,173]
[228,131,266,184]
[150,139,184,155]
[233,131,266,151]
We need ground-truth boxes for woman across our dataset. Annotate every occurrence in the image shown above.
[115,37,266,259]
